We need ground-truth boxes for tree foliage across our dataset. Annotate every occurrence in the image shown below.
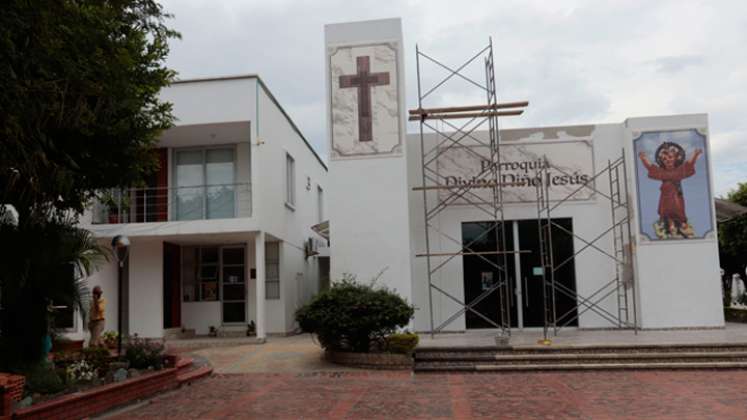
[0,218,109,369]
[0,0,179,219]
[0,0,178,368]
[719,182,747,273]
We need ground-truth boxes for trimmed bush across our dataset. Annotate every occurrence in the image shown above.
[386,332,419,355]
[123,335,165,370]
[295,276,415,352]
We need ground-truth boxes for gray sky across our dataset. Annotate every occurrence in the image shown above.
[161,0,747,196]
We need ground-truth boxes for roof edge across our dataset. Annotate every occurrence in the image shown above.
[255,77,328,171]
[172,74,259,85]
[169,74,328,171]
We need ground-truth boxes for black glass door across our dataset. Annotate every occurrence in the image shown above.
[517,218,578,327]
[462,221,517,329]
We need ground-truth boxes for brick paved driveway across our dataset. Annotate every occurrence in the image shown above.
[110,370,747,419]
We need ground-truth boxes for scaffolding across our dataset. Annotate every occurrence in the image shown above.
[535,153,638,340]
[412,39,638,338]
[411,39,528,336]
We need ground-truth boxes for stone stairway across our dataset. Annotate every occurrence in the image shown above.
[414,343,747,372]
[175,355,213,385]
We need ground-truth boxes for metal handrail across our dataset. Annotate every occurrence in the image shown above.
[92,182,252,224]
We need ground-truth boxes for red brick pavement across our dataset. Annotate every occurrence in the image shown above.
[110,370,747,419]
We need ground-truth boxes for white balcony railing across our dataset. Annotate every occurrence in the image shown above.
[91,183,251,224]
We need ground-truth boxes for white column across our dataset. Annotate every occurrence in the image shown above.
[255,231,266,341]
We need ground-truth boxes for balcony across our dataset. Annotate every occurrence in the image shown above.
[91,183,252,224]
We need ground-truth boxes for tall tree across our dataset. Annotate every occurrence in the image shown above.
[0,0,179,221]
[0,0,178,366]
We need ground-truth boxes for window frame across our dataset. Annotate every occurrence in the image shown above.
[317,185,324,223]
[265,242,281,300]
[285,152,296,210]
[173,145,238,220]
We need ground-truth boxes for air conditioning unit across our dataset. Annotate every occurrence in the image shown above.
[304,237,319,259]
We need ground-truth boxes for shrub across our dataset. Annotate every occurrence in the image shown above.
[80,346,111,374]
[295,275,415,352]
[123,335,165,370]
[26,362,65,395]
[386,332,419,355]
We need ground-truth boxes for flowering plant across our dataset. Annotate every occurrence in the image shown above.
[123,335,166,370]
[66,359,97,383]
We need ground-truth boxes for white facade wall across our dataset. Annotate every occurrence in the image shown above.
[408,126,621,331]
[325,19,415,304]
[127,240,164,338]
[407,115,723,331]
[255,84,328,334]
[69,76,327,340]
[159,77,258,126]
[625,114,724,328]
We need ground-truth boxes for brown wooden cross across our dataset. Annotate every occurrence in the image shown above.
[339,56,390,142]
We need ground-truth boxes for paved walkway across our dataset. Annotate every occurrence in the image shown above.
[111,370,747,419]
[104,329,747,418]
[170,334,353,374]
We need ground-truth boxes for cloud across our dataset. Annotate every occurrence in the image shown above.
[160,0,747,195]
[649,55,705,75]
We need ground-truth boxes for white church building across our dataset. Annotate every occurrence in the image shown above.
[68,17,724,343]
[325,18,724,334]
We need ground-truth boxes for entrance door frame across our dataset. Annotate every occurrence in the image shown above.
[462,218,579,330]
[219,244,248,326]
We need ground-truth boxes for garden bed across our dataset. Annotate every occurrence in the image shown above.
[12,362,179,420]
[325,350,413,370]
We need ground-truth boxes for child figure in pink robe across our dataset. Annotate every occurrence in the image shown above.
[638,142,702,237]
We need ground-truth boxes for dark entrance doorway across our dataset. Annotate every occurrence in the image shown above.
[462,219,578,329]
[163,242,181,329]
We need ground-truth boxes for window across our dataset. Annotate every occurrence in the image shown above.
[221,247,246,324]
[198,247,219,301]
[265,242,280,299]
[182,245,247,320]
[175,147,236,220]
[182,246,219,302]
[51,300,75,330]
[285,153,295,208]
[317,186,324,223]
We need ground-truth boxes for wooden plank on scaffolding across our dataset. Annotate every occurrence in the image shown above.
[416,250,532,257]
[408,101,529,115]
[408,110,523,121]
[413,182,523,191]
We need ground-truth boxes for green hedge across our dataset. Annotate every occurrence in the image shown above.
[296,276,414,352]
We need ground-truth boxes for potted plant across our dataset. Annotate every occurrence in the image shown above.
[246,321,256,337]
[102,331,119,349]
[99,189,130,223]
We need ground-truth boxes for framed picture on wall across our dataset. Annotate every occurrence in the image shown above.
[633,129,714,241]
[201,281,218,301]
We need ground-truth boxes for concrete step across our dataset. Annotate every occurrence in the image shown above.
[415,361,747,373]
[175,356,194,371]
[416,343,747,355]
[415,351,747,363]
[177,365,213,385]
[415,356,747,369]
[164,328,197,340]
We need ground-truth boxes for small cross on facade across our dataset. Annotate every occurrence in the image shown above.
[339,56,390,142]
